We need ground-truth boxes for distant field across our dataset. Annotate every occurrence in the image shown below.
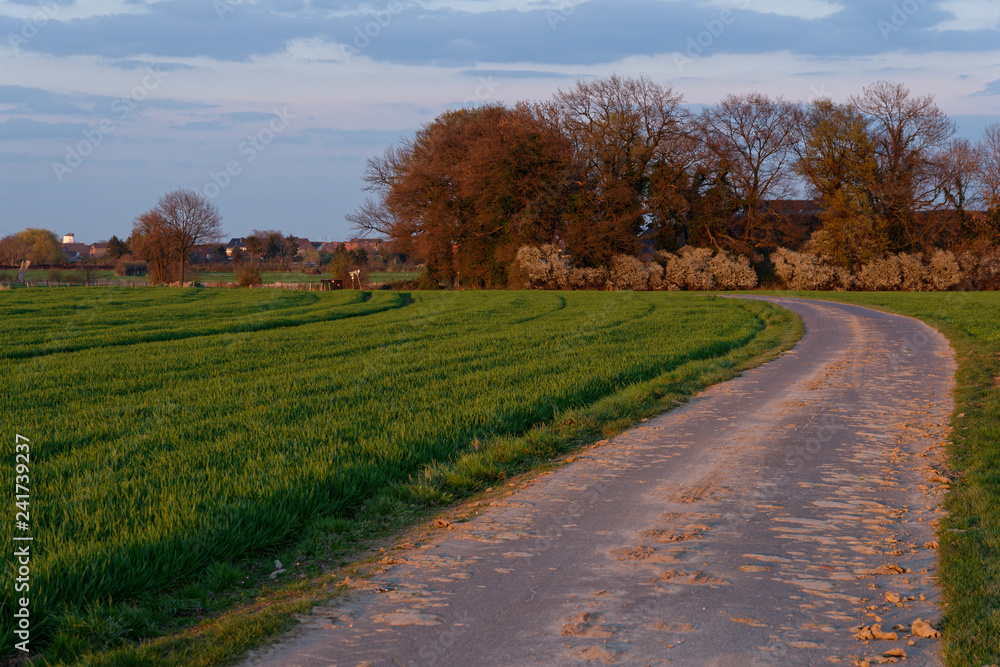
[0,289,797,663]
[366,271,421,283]
[2,269,146,283]
[2,269,422,285]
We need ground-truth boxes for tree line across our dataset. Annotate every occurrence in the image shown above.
[350,76,1000,288]
[0,190,382,285]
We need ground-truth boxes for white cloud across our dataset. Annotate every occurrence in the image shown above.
[705,0,844,20]
[415,0,597,12]
[284,37,353,64]
[934,0,1000,31]
[0,0,155,21]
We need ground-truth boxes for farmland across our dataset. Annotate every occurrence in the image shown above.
[0,289,799,663]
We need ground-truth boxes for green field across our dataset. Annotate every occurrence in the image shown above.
[0,289,798,664]
[766,291,1000,667]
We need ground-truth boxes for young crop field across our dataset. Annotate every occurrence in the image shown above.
[0,288,799,664]
[767,291,1000,666]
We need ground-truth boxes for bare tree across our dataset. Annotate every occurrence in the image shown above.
[346,197,399,238]
[934,138,983,242]
[700,92,800,248]
[129,211,173,284]
[148,189,223,285]
[551,74,690,265]
[131,190,222,285]
[850,81,955,247]
[979,123,1000,229]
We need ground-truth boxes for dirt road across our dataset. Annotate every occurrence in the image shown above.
[246,297,955,666]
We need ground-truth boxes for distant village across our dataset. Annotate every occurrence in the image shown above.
[56,233,386,265]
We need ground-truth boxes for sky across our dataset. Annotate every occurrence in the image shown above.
[0,0,998,244]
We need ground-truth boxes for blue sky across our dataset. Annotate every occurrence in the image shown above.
[1,0,998,243]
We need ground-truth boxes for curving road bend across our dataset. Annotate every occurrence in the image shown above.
[246,297,955,667]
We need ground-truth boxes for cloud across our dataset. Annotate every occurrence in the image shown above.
[0,84,213,122]
[284,36,351,63]
[105,59,202,72]
[0,0,994,69]
[301,127,410,148]
[460,69,576,79]
[706,0,845,20]
[0,1,299,61]
[934,0,1000,31]
[0,0,151,21]
[0,117,88,139]
[0,85,101,116]
[224,111,287,123]
[973,78,1000,96]
[173,120,230,131]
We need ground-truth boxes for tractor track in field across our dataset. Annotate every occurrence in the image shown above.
[244,297,954,666]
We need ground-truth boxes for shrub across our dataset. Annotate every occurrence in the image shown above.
[771,247,846,290]
[568,267,607,289]
[678,247,716,290]
[513,244,569,289]
[898,253,929,291]
[656,247,757,291]
[659,247,712,291]
[608,254,649,290]
[858,255,903,291]
[237,264,263,287]
[647,262,666,291]
[927,249,962,291]
[709,251,758,290]
[972,250,1000,289]
[856,250,961,292]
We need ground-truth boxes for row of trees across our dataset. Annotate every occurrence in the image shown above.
[350,76,1000,287]
[2,191,224,284]
[127,192,379,283]
[229,231,300,265]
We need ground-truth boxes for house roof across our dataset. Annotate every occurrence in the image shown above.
[765,199,822,216]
